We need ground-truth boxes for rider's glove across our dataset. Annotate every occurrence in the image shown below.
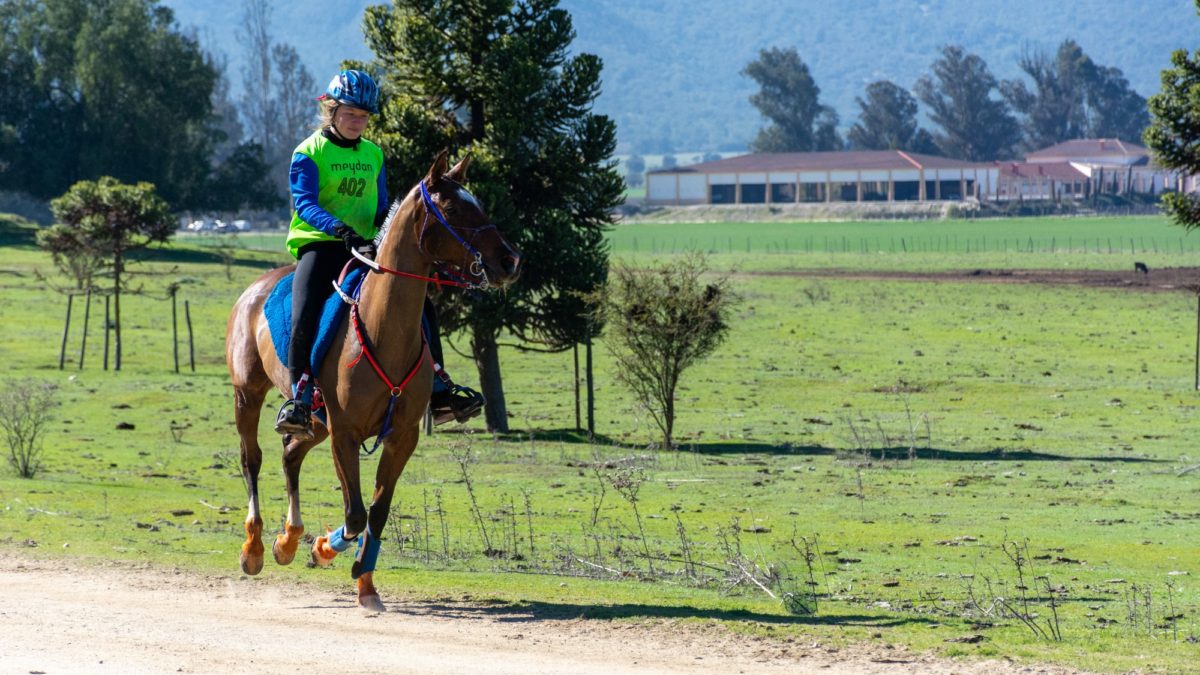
[333,224,375,258]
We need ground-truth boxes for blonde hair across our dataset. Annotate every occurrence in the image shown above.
[315,99,338,132]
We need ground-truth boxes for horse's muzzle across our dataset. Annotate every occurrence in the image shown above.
[501,252,522,279]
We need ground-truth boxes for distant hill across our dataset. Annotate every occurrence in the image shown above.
[162,0,1199,154]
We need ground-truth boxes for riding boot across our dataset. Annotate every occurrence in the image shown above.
[429,384,486,426]
[274,399,314,439]
[275,372,315,439]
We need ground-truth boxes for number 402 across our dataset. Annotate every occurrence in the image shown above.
[337,177,366,197]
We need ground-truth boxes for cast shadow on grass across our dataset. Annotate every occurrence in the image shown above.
[696,441,1161,461]
[468,428,624,446]
[392,598,935,628]
[686,442,1164,463]
[483,430,1164,464]
[0,221,38,248]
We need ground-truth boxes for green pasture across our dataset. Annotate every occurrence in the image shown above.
[185,214,1200,272]
[611,215,1200,272]
[2,214,1199,672]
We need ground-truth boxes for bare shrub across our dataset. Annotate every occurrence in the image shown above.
[962,537,1064,641]
[0,379,59,478]
[588,252,738,450]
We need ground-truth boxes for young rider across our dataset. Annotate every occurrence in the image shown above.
[275,69,484,438]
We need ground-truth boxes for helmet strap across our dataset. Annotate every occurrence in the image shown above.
[327,103,365,149]
[329,103,346,139]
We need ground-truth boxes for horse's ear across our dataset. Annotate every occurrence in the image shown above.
[427,149,450,183]
[445,154,471,183]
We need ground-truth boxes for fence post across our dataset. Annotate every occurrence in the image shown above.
[59,293,74,370]
[586,325,595,441]
[185,299,195,372]
[103,295,110,371]
[172,287,179,374]
[573,343,581,432]
[79,288,92,370]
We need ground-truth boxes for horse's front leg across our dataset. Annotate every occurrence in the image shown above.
[311,433,369,568]
[353,424,420,613]
[272,425,328,565]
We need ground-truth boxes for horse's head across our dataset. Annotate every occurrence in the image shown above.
[417,150,522,289]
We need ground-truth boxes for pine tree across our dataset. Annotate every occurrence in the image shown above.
[1002,40,1148,151]
[915,45,1020,161]
[361,0,623,432]
[41,177,174,370]
[847,80,936,153]
[1145,2,1200,230]
[743,47,841,152]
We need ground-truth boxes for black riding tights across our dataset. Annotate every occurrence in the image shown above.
[289,241,351,389]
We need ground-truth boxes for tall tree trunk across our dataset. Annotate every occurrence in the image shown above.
[472,327,508,432]
[664,394,675,450]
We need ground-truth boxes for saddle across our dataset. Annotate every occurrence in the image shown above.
[262,264,367,406]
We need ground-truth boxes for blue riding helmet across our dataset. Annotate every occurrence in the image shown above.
[318,69,380,114]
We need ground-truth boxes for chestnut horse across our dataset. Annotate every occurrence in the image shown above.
[225,151,520,611]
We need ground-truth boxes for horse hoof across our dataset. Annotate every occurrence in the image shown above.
[273,524,304,565]
[272,535,295,565]
[240,550,264,576]
[358,593,386,613]
[311,535,337,568]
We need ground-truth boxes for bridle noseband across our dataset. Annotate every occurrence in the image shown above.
[418,180,497,290]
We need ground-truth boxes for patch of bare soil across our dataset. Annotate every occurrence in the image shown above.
[749,266,1200,293]
[0,552,1087,674]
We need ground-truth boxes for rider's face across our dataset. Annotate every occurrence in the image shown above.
[334,106,370,140]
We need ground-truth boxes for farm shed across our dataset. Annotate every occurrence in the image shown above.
[1017,138,1187,198]
[645,151,997,206]
[995,161,1090,201]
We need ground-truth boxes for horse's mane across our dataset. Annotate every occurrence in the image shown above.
[375,182,424,246]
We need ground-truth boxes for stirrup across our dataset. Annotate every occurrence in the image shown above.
[274,399,314,439]
[431,385,485,426]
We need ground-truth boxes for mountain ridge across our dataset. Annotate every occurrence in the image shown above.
[161,0,1199,153]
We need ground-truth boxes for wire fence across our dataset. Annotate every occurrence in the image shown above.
[621,235,1200,256]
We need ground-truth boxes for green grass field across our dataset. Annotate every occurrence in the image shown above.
[2,213,1199,672]
[609,215,1200,272]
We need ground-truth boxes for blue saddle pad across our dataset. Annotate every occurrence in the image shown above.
[263,266,366,373]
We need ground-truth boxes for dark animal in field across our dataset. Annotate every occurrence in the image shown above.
[1134,261,1149,274]
[225,151,520,611]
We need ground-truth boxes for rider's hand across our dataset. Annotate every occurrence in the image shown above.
[333,224,376,258]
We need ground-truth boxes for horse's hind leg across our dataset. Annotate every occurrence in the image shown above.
[235,385,268,575]
[272,425,328,565]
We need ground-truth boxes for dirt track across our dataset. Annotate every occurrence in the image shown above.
[747,266,1200,293]
[0,553,1087,674]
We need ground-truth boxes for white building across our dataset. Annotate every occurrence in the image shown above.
[645,150,997,206]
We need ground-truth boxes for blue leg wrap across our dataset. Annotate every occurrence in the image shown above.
[351,526,382,579]
[327,525,356,553]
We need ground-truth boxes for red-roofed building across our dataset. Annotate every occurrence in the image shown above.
[999,138,1182,200]
[1026,138,1148,165]
[995,161,1090,201]
[644,150,996,205]
[645,140,1192,206]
